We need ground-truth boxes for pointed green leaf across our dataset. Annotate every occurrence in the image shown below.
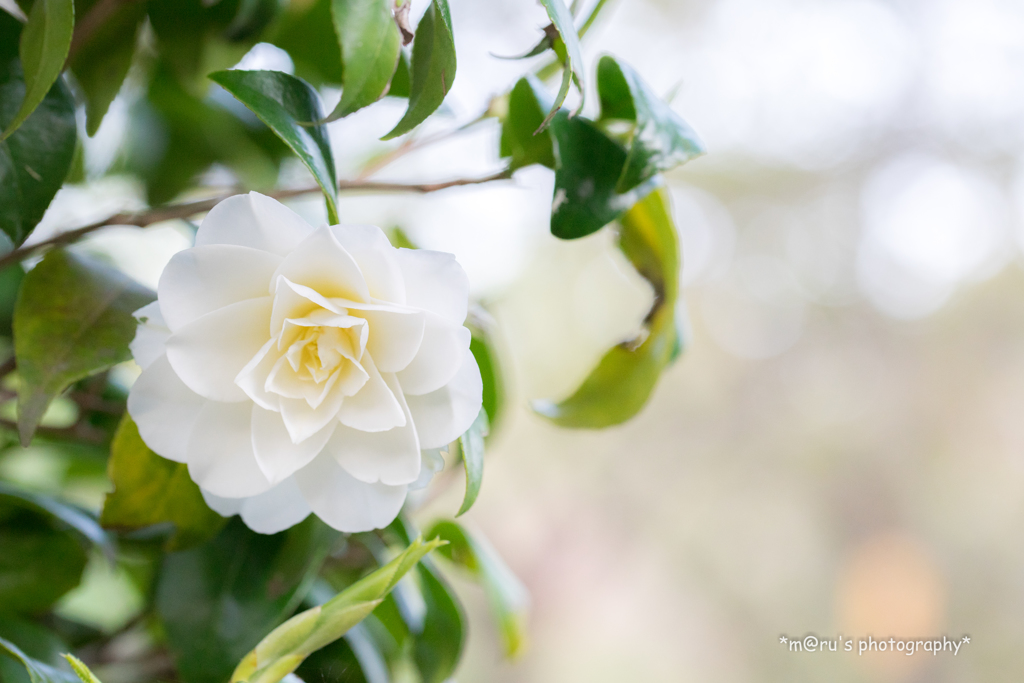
[231,536,444,683]
[535,0,584,131]
[499,76,555,171]
[13,249,154,445]
[0,482,114,561]
[327,0,401,120]
[0,638,78,683]
[534,188,681,427]
[381,0,455,140]
[157,517,340,683]
[468,314,507,430]
[61,655,101,683]
[597,56,705,192]
[267,0,343,86]
[69,0,145,137]
[209,69,339,223]
[388,48,411,99]
[0,0,74,141]
[0,503,89,614]
[101,414,226,551]
[0,12,77,247]
[425,520,528,658]
[549,110,659,239]
[413,560,465,683]
[456,409,488,517]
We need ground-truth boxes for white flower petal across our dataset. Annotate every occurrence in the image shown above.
[273,226,370,303]
[165,297,273,402]
[127,354,206,463]
[239,478,312,534]
[158,245,281,332]
[409,448,446,491]
[195,192,314,256]
[337,354,405,432]
[187,400,273,498]
[251,404,335,485]
[405,348,483,449]
[347,303,424,373]
[235,339,282,411]
[129,302,169,370]
[294,454,407,532]
[200,488,243,517]
[279,386,346,444]
[394,248,469,324]
[330,372,420,486]
[396,313,471,396]
[330,225,406,303]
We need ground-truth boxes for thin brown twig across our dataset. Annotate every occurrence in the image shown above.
[356,113,493,179]
[0,169,513,270]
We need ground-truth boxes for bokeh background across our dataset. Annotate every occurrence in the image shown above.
[4,0,1024,680]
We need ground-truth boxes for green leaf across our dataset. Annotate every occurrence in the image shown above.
[499,76,555,171]
[69,0,145,137]
[535,0,584,131]
[0,0,74,141]
[426,520,528,658]
[0,12,77,247]
[156,517,341,683]
[548,110,659,240]
[0,504,89,614]
[0,615,69,683]
[468,320,506,430]
[101,414,225,551]
[13,249,154,445]
[210,69,339,223]
[533,188,681,427]
[596,56,704,192]
[267,0,343,86]
[0,264,25,336]
[413,561,464,683]
[387,49,410,99]
[327,0,401,120]
[0,481,114,561]
[224,0,281,42]
[455,409,488,517]
[230,536,444,683]
[61,655,101,683]
[381,0,455,140]
[0,637,78,683]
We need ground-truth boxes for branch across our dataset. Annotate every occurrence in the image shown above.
[0,170,513,270]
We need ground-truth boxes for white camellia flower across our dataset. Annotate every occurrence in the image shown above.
[126,192,482,534]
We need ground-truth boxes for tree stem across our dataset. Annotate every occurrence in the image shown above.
[0,170,513,270]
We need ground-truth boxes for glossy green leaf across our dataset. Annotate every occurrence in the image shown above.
[267,0,343,86]
[0,481,114,561]
[61,655,101,683]
[101,414,225,551]
[230,536,444,683]
[549,110,659,239]
[0,637,78,683]
[597,56,704,192]
[413,560,464,683]
[0,12,77,247]
[327,0,401,120]
[210,69,339,223]
[499,76,555,171]
[534,188,681,427]
[224,0,281,42]
[69,0,145,137]
[156,517,341,683]
[456,409,488,517]
[468,321,506,430]
[535,0,584,131]
[426,520,528,658]
[0,0,74,141]
[381,0,455,140]
[0,616,68,683]
[122,66,288,205]
[13,249,154,445]
[0,504,88,614]
[387,49,410,99]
